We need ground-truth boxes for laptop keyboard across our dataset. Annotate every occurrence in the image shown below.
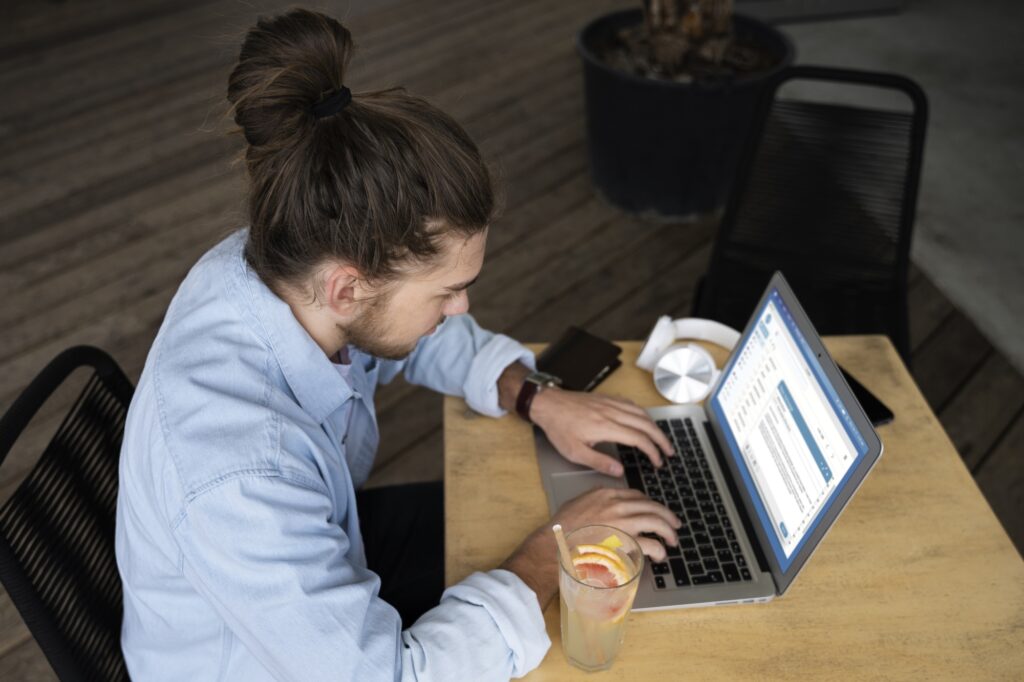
[618,418,754,590]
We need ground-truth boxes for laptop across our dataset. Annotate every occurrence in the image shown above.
[534,272,884,609]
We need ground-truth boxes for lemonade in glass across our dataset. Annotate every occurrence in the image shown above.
[558,525,644,672]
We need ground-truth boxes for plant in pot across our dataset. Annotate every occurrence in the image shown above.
[577,0,795,219]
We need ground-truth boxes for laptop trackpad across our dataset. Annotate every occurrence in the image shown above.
[550,471,627,510]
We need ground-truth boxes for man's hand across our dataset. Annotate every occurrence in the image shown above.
[530,388,674,477]
[501,487,683,609]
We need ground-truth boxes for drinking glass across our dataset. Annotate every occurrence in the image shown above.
[558,525,644,672]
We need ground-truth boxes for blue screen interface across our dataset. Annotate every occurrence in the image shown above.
[710,289,869,572]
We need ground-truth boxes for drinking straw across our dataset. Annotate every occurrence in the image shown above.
[552,524,577,577]
[553,524,606,667]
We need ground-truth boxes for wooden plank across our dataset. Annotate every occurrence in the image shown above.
[0,172,241,351]
[0,0,576,238]
[584,242,714,343]
[0,0,589,262]
[0,0,481,133]
[0,594,30,658]
[938,352,1024,471]
[0,0,206,61]
[1,0,581,145]
[908,269,955,352]
[910,311,992,414]
[518,219,716,343]
[0,161,240,275]
[974,411,1024,557]
[0,0,492,161]
[359,0,586,98]
[375,387,441,468]
[363,430,444,490]
[0,0,528,205]
[0,632,55,681]
[0,131,239,244]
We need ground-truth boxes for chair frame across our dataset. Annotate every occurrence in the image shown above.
[0,346,133,682]
[700,65,928,361]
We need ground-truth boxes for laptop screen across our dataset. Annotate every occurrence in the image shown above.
[709,288,870,572]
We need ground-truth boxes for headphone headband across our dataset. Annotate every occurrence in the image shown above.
[671,318,741,351]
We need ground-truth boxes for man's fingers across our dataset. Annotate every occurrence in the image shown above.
[604,409,675,458]
[597,396,674,456]
[636,536,668,563]
[618,514,679,547]
[634,513,680,546]
[597,422,665,468]
[615,499,684,529]
[572,446,624,477]
[611,487,650,501]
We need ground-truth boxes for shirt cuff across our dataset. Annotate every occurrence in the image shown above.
[462,335,536,418]
[443,570,551,677]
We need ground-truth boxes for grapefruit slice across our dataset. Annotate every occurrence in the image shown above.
[574,543,625,565]
[572,551,631,587]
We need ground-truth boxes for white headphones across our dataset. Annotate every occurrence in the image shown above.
[636,316,741,404]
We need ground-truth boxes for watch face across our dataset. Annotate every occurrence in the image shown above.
[529,371,560,386]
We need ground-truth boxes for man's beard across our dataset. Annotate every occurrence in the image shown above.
[341,296,443,361]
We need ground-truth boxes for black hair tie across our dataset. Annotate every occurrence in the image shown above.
[311,86,352,119]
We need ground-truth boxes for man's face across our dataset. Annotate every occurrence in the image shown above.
[343,229,487,360]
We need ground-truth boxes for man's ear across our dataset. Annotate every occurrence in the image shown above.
[320,264,364,318]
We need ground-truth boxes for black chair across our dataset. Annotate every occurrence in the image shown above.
[694,65,928,363]
[0,346,133,681]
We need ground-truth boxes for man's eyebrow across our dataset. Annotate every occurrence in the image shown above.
[444,276,479,292]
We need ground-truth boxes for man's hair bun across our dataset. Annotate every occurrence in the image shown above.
[227,8,353,147]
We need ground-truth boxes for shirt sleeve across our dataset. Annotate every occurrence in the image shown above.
[173,471,550,681]
[377,314,536,417]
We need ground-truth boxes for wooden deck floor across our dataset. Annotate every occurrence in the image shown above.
[1,0,1021,676]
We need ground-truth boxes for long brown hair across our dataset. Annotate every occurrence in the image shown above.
[227,8,495,296]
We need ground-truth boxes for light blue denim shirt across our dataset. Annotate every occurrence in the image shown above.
[115,229,550,681]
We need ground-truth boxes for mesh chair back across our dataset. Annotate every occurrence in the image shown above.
[696,66,928,361]
[0,346,133,681]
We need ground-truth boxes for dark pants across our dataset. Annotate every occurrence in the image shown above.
[356,481,445,626]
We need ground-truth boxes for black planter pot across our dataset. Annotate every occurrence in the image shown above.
[577,11,795,219]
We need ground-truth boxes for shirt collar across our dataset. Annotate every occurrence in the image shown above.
[233,232,354,424]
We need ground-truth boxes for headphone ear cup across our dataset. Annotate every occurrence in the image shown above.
[652,343,718,403]
[636,315,675,372]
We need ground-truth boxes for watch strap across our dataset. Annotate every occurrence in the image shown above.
[515,372,560,423]
[515,379,541,423]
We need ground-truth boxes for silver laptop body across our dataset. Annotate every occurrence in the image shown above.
[534,402,776,609]
[534,273,883,610]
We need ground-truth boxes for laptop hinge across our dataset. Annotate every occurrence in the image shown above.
[703,420,771,575]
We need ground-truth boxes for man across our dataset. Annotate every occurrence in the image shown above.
[115,8,681,680]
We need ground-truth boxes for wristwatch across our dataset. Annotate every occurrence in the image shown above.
[515,371,562,423]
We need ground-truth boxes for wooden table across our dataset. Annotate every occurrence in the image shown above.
[444,336,1024,679]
